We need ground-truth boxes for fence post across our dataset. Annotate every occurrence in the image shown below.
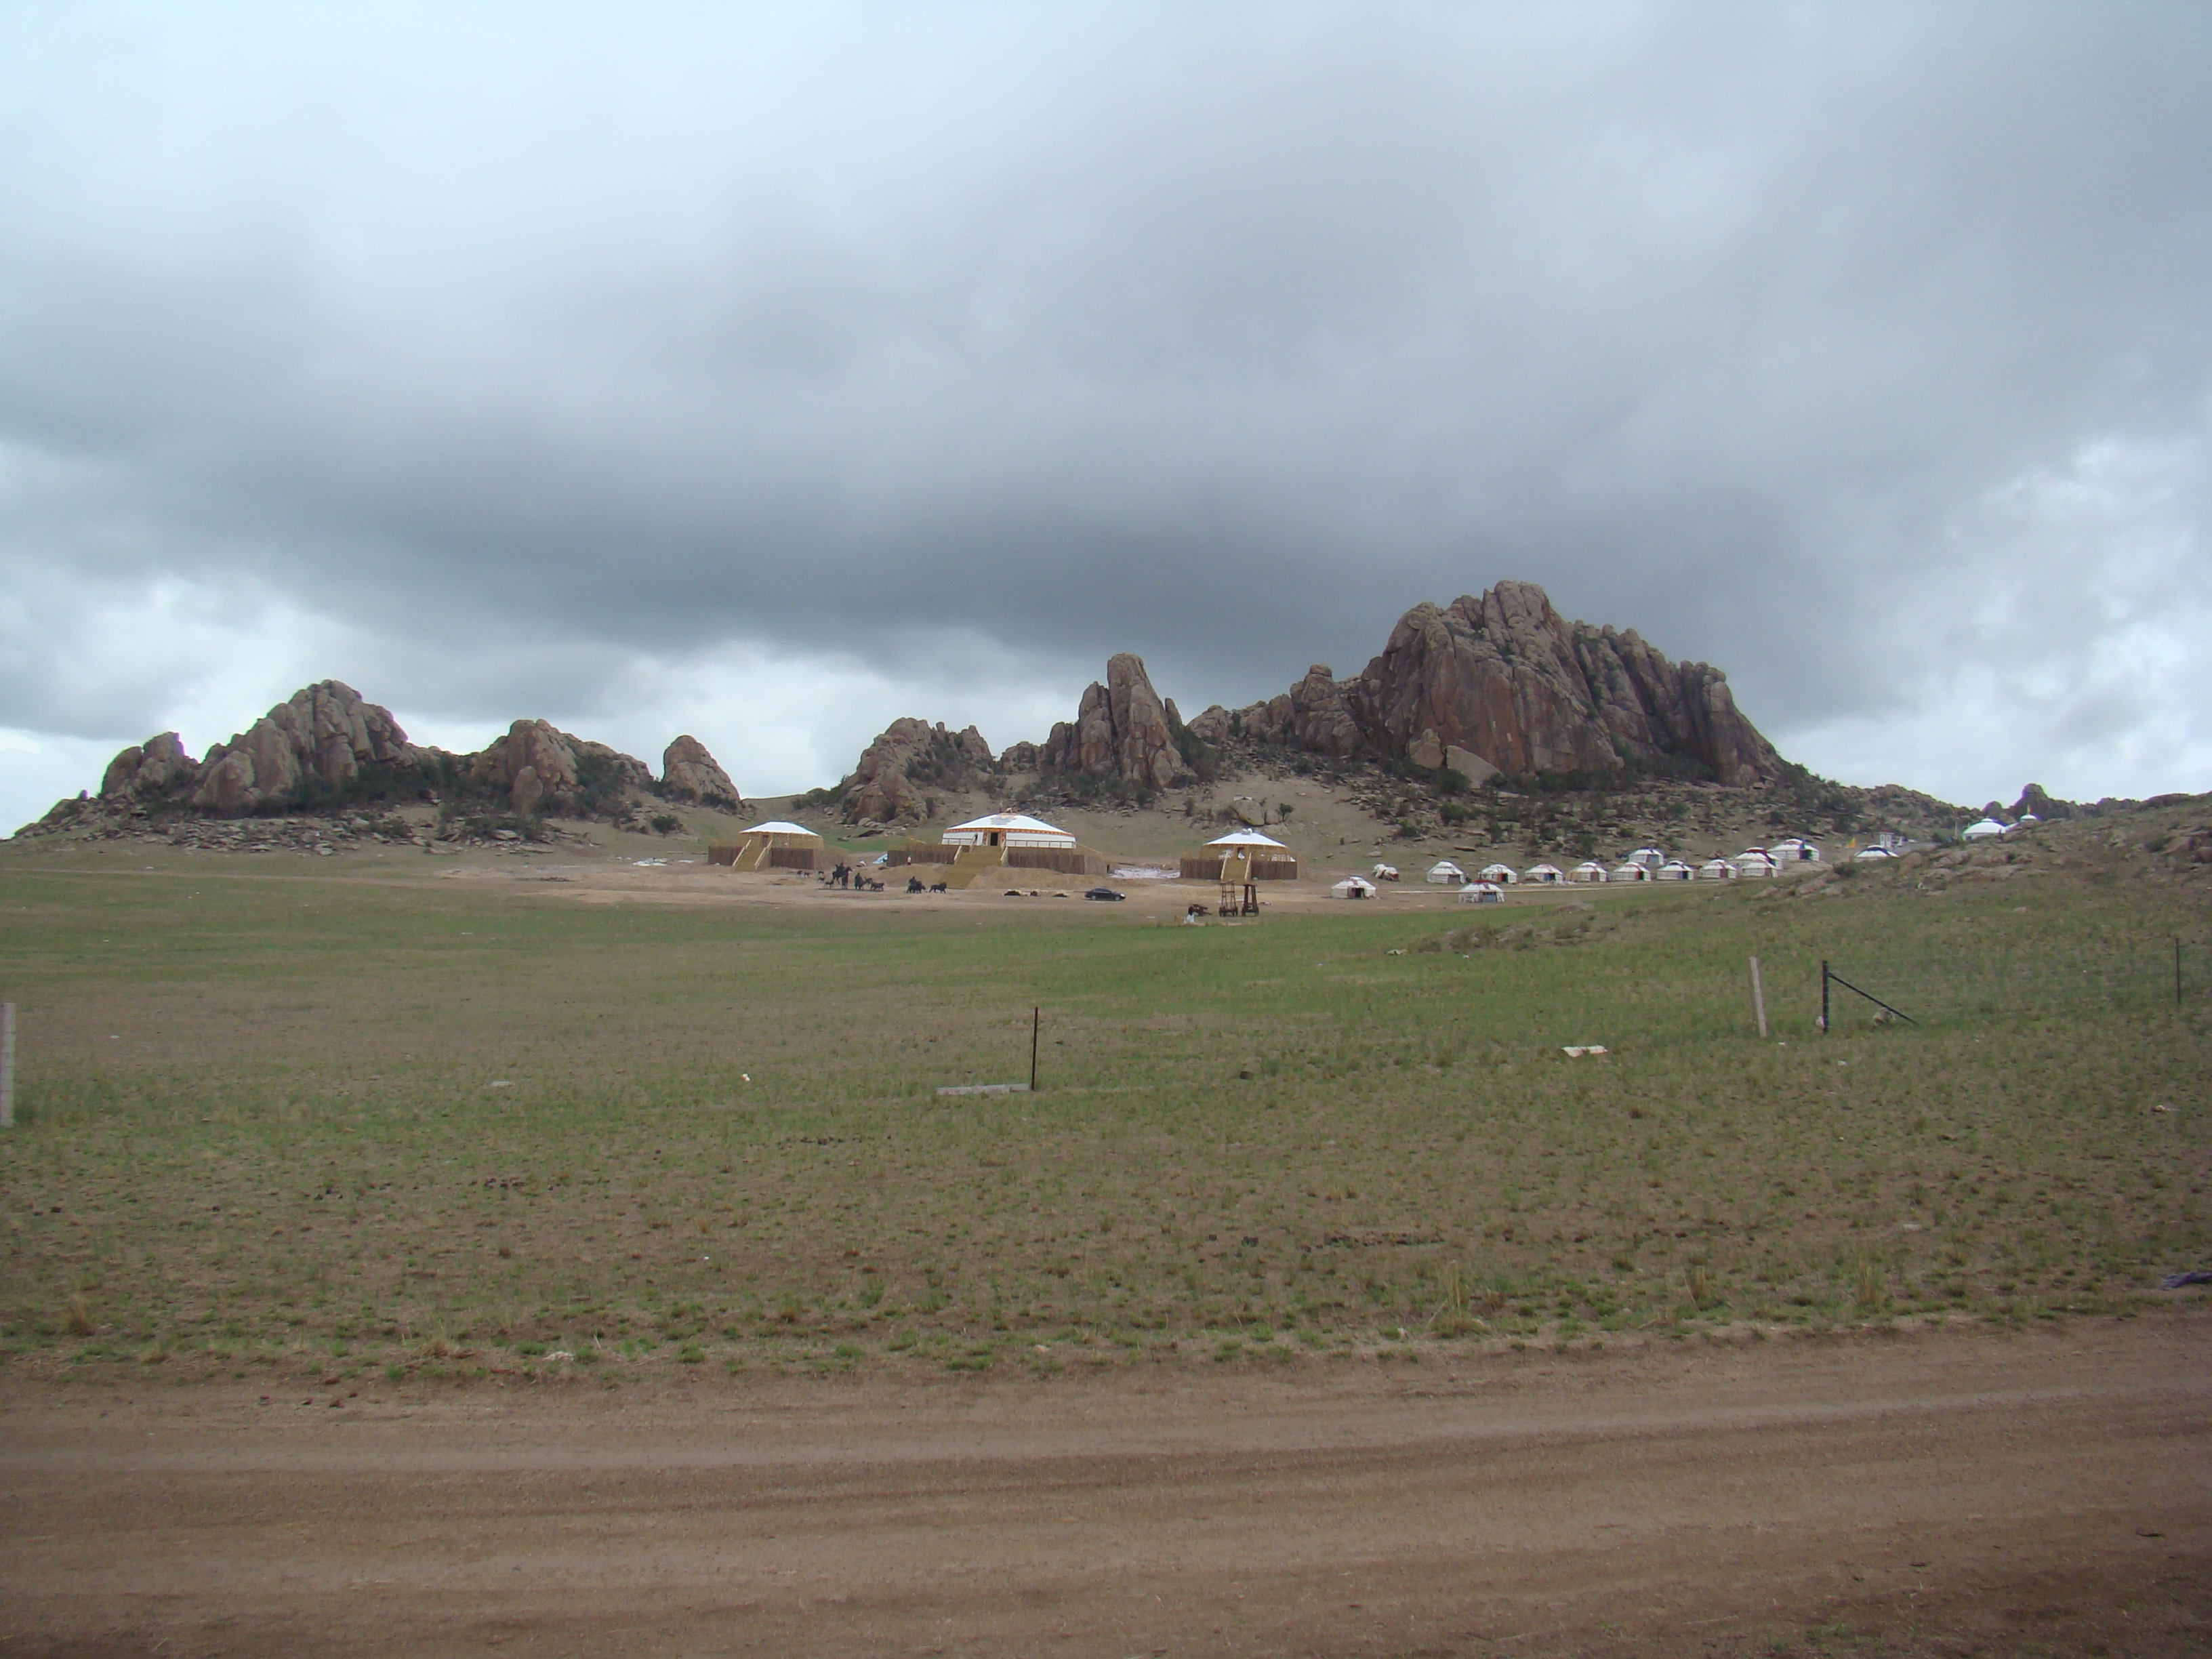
[1,1002,14,1129]
[1029,1006,1040,1092]
[1749,957,1768,1039]
[1820,961,1830,1033]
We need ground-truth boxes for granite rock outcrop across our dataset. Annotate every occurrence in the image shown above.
[468,720,653,817]
[189,682,422,814]
[1038,653,1183,790]
[837,719,996,825]
[659,736,741,811]
[1227,581,1781,785]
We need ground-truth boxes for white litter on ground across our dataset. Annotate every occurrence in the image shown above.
[1561,1045,1610,1059]
[1109,865,1176,880]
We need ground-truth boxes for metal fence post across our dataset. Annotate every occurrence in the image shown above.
[1820,962,1830,1033]
[1029,1006,1040,1092]
[1,1002,14,1129]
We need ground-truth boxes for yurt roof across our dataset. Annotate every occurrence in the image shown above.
[1471,881,1502,893]
[948,811,1071,836]
[1527,862,1563,874]
[1479,862,1517,874]
[1574,861,1607,872]
[739,820,820,838]
[1427,859,1465,874]
[1331,876,1376,892]
[1206,830,1290,849]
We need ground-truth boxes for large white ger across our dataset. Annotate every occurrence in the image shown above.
[1205,830,1289,851]
[942,812,1077,850]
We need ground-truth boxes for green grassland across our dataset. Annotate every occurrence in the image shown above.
[1,836,2207,1384]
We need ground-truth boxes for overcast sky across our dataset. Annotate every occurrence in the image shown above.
[3,1,2209,830]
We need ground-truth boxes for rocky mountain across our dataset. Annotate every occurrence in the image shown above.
[833,718,996,826]
[1189,580,1782,785]
[115,681,429,815]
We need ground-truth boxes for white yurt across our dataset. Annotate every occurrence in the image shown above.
[1697,857,1736,880]
[1962,818,2009,841]
[1734,851,1776,878]
[943,812,1077,849]
[1611,861,1652,882]
[1770,837,1822,863]
[1628,847,1666,871]
[1658,860,1696,880]
[1853,845,1897,861]
[1570,861,1610,883]
[1459,881,1504,904]
[1331,875,1378,899]
[1478,862,1519,884]
[1525,863,1563,884]
[1425,860,1467,886]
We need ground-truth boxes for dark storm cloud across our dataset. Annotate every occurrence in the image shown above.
[1,1,2209,808]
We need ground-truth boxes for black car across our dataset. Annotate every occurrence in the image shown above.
[1084,886,1126,901]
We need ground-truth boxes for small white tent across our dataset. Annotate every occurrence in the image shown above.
[1628,847,1666,870]
[1611,861,1652,882]
[1734,850,1776,877]
[1771,837,1822,863]
[1525,863,1563,884]
[1478,863,1519,884]
[1331,875,1378,899]
[1425,860,1467,885]
[1459,881,1504,904]
[1963,818,2008,840]
[1853,845,1896,861]
[1371,862,1399,881]
[1570,861,1610,882]
[1697,858,1736,880]
[1658,860,1696,880]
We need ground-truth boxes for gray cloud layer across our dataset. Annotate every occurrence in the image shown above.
[2,2,2208,819]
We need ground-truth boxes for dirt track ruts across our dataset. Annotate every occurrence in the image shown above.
[1,1316,2205,1658]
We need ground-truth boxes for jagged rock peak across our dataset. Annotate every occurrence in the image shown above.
[660,736,741,811]
[1040,653,1182,790]
[1240,580,1782,785]
[837,718,996,825]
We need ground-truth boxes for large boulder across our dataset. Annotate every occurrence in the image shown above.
[187,681,419,814]
[660,736,741,810]
[1040,653,1182,789]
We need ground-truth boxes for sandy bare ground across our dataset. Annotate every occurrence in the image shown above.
[1,1318,2205,1658]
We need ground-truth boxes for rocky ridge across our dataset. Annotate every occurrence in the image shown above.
[22,683,744,838]
[1189,581,1782,786]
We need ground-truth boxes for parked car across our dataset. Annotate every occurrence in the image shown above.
[1084,886,1126,901]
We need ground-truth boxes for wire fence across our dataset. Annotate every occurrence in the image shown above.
[1817,939,2211,1029]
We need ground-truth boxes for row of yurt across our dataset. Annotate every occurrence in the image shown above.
[708,820,827,872]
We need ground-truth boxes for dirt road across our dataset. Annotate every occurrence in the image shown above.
[2,1318,2205,1658]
